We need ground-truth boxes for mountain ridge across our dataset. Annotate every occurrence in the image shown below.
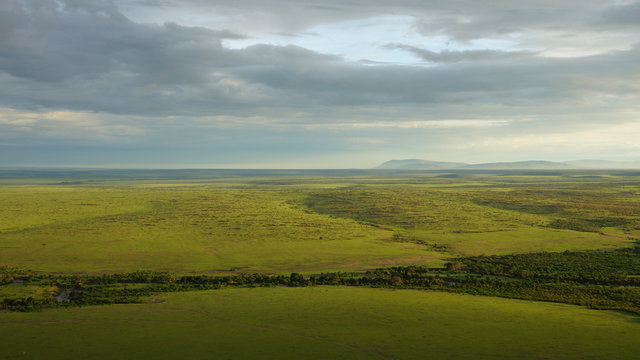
[376,159,640,170]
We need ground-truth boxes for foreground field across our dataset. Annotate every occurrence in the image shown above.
[1,287,639,360]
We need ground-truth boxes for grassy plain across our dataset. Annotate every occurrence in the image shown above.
[1,169,640,359]
[1,287,639,360]
[0,187,436,273]
[1,169,639,273]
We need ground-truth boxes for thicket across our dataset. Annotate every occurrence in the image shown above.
[460,245,640,284]
[2,245,639,314]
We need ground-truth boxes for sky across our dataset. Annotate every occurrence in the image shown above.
[1,0,639,168]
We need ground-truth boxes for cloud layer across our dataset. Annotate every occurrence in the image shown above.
[1,0,639,167]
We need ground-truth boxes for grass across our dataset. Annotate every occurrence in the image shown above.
[304,187,638,256]
[2,171,640,273]
[0,283,54,300]
[412,227,630,256]
[2,170,640,359]
[1,286,639,359]
[0,187,441,273]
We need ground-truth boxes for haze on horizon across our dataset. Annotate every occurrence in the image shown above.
[1,0,639,169]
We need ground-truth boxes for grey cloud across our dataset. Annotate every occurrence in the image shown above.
[1,0,639,121]
[599,2,640,26]
[1,0,639,167]
[0,0,244,83]
[384,44,537,63]
[235,43,640,106]
[117,0,611,41]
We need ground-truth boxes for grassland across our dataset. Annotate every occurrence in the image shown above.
[1,169,640,359]
[1,287,639,360]
[0,187,440,273]
[2,170,638,273]
[1,170,638,280]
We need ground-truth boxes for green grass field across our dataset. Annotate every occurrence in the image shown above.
[1,287,639,360]
[0,187,442,273]
[2,171,638,273]
[1,169,640,359]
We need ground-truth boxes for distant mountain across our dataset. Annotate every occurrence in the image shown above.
[375,159,640,170]
[376,159,468,169]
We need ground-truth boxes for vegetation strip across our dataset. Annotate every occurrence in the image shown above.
[3,243,639,314]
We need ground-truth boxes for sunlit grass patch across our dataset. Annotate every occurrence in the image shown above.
[1,287,639,360]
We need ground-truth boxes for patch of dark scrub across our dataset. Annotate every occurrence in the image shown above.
[545,217,633,232]
[475,200,563,215]
[546,219,601,233]
[583,217,632,227]
[390,233,449,252]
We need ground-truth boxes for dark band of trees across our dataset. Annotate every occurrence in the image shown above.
[2,242,639,314]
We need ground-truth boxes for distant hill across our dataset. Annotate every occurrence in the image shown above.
[376,159,468,169]
[376,159,640,170]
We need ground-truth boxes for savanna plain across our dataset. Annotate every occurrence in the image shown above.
[1,169,640,359]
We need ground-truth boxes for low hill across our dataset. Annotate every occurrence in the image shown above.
[377,159,573,170]
[377,158,640,170]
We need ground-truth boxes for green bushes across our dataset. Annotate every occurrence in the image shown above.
[3,242,640,314]
[460,246,640,283]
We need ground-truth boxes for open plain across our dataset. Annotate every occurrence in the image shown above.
[1,169,640,359]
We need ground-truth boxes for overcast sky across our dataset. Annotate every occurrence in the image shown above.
[1,0,639,168]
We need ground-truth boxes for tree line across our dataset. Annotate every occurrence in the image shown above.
[2,242,639,314]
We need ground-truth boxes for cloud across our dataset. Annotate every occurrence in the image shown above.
[461,120,640,158]
[300,119,511,130]
[117,1,626,41]
[1,0,640,166]
[0,1,247,84]
[2,0,639,117]
[599,1,640,27]
[384,43,537,63]
[0,107,145,145]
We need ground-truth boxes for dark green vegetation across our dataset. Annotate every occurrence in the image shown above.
[3,244,640,315]
[1,169,640,358]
